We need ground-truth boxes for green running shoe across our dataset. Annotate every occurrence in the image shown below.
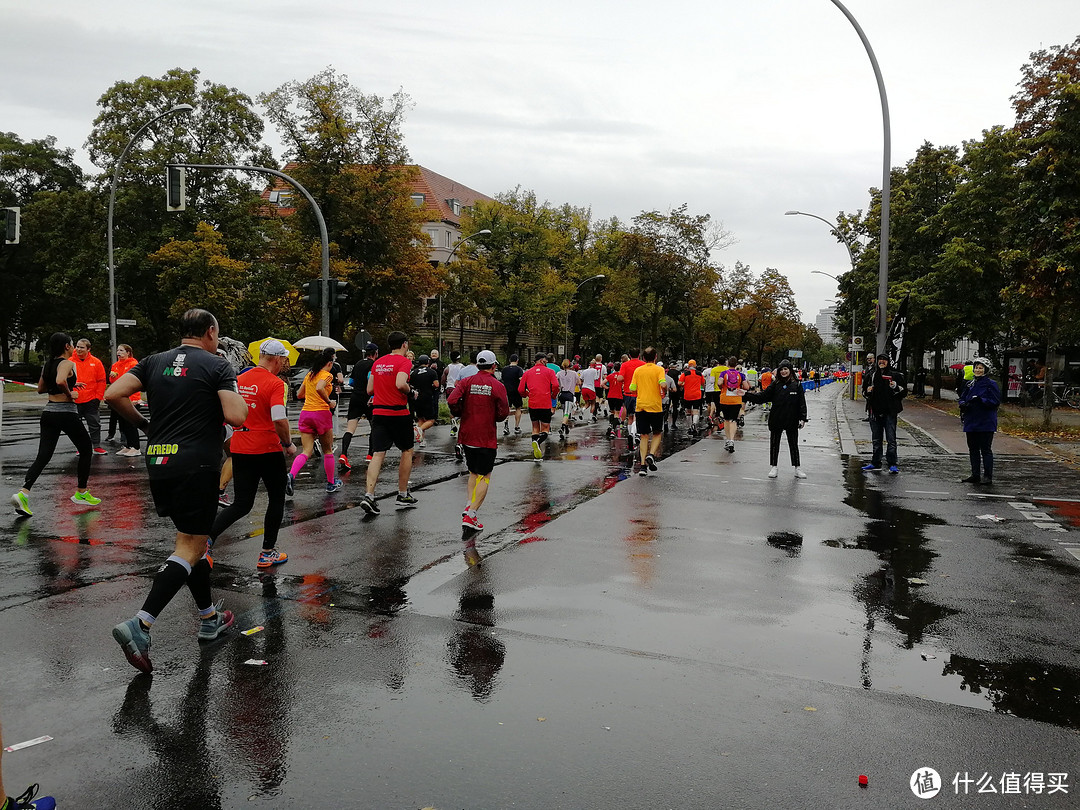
[11,491,32,517]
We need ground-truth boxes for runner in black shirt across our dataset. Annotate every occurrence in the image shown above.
[340,342,378,469]
[498,354,525,435]
[105,308,248,674]
[410,355,441,446]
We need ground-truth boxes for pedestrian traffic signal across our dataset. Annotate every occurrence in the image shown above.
[301,280,322,310]
[2,207,19,244]
[166,166,186,211]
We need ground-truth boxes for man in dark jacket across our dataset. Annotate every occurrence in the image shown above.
[862,353,907,473]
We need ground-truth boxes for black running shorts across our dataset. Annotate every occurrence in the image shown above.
[149,468,219,536]
[528,407,553,424]
[636,410,664,435]
[369,414,414,453]
[463,446,497,476]
[720,403,743,420]
[346,391,370,421]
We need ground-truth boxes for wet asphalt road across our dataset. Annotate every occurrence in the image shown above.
[1,384,1079,809]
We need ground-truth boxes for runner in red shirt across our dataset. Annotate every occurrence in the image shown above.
[619,349,645,439]
[209,339,295,568]
[679,360,705,434]
[447,350,509,552]
[361,331,418,515]
[518,353,560,460]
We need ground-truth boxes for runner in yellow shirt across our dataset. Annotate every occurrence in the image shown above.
[628,347,668,477]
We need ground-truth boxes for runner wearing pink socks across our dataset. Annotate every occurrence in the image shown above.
[286,348,343,495]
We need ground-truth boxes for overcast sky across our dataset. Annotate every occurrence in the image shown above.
[4,1,1078,324]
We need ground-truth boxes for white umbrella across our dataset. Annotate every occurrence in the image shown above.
[293,335,348,352]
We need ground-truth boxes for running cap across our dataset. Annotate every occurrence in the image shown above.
[476,350,497,367]
[260,339,290,357]
[972,356,992,370]
[365,341,379,354]
[687,359,696,366]
[876,353,890,361]
[657,361,664,368]
[418,354,431,365]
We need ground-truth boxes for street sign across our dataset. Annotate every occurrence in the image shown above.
[117,319,137,326]
[851,336,865,349]
[87,322,108,330]
[788,350,803,358]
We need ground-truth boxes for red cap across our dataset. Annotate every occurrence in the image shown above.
[858,775,868,787]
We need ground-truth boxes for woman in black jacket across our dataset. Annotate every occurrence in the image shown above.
[744,360,808,479]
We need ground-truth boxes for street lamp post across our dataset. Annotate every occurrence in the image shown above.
[107,103,194,364]
[785,210,859,400]
[433,229,491,354]
[826,0,891,357]
[565,274,606,359]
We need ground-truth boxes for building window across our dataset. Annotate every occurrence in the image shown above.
[411,193,425,207]
[447,198,462,216]
[446,230,452,248]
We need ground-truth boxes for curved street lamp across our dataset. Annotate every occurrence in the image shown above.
[107,103,194,362]
[565,274,606,358]
[826,0,891,356]
[786,210,860,399]
[432,228,491,354]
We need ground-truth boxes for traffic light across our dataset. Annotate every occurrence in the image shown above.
[301,280,322,310]
[2,207,19,244]
[329,280,349,310]
[166,166,186,211]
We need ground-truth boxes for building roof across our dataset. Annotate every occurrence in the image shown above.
[259,164,492,226]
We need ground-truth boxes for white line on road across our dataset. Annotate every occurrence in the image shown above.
[906,491,949,495]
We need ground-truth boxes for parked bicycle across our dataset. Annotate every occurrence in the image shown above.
[1018,382,1080,409]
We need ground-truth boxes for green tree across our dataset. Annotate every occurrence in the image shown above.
[86,67,273,348]
[0,133,94,365]
[1005,37,1080,426]
[259,68,436,340]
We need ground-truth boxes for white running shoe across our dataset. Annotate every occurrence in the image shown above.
[767,467,778,479]
[794,468,807,479]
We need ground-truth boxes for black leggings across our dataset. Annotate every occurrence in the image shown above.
[107,409,141,449]
[24,409,93,490]
[210,452,287,549]
[769,425,800,467]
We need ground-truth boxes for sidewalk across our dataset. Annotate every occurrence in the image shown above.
[834,384,1077,466]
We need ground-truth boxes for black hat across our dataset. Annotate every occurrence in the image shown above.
[876,353,890,361]
[365,342,379,354]
[417,354,431,365]
[778,359,793,369]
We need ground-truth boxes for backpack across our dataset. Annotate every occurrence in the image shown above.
[723,368,742,390]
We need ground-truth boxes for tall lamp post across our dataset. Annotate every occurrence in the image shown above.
[433,228,491,354]
[107,103,194,364]
[785,210,859,400]
[826,0,891,356]
[565,274,606,358]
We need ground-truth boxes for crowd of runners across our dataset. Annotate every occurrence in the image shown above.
[5,309,829,686]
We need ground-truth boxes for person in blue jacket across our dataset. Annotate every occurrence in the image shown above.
[958,357,1001,484]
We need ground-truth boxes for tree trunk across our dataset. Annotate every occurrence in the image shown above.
[1041,297,1062,429]
[932,348,943,399]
